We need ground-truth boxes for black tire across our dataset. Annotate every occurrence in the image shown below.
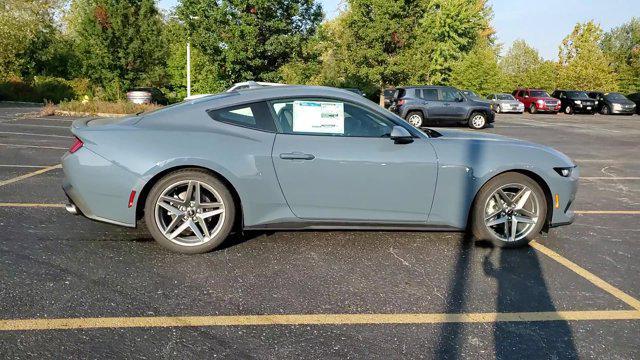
[405,111,424,127]
[144,169,236,254]
[468,111,487,129]
[529,104,537,114]
[471,172,547,248]
[601,105,610,115]
[564,105,573,114]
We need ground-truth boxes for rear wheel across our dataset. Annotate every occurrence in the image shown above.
[406,111,424,127]
[144,169,235,254]
[468,112,487,129]
[471,172,547,248]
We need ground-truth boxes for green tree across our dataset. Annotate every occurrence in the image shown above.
[418,0,493,85]
[450,40,505,95]
[557,21,617,91]
[500,40,557,91]
[164,20,226,100]
[70,0,167,99]
[177,0,323,88]
[601,18,640,94]
[0,0,61,78]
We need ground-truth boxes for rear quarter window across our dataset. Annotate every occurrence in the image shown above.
[207,102,276,132]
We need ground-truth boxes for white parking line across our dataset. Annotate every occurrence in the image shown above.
[581,177,640,180]
[0,131,72,139]
[0,143,67,150]
[0,123,69,129]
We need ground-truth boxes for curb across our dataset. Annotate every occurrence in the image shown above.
[54,110,128,118]
[0,101,43,106]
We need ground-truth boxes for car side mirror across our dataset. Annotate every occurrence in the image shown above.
[457,96,465,102]
[390,126,414,144]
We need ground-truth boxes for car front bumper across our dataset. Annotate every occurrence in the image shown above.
[548,166,579,227]
[611,107,636,114]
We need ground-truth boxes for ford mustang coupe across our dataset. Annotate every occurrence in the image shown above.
[62,86,578,254]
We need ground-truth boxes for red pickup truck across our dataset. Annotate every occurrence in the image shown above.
[513,89,561,114]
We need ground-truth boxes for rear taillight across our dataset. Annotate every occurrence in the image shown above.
[69,137,83,153]
[397,99,406,106]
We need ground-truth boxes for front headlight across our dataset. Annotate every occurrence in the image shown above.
[536,99,544,105]
[575,100,581,104]
[613,103,622,110]
[554,167,573,177]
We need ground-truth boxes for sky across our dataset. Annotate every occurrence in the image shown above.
[157,0,638,60]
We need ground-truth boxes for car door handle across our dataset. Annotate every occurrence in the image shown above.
[279,152,315,160]
[443,103,451,106]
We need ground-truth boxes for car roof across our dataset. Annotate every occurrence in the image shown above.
[397,85,452,90]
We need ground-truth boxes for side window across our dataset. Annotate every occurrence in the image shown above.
[270,99,396,138]
[208,102,276,132]
[421,89,438,100]
[439,88,459,102]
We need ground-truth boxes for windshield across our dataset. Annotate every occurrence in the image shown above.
[497,94,515,100]
[566,91,590,99]
[530,91,550,97]
[605,93,627,100]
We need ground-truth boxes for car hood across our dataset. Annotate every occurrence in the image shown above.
[432,129,574,166]
[497,100,522,105]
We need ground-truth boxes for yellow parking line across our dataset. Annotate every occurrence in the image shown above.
[0,203,65,208]
[531,241,640,311]
[1,310,638,331]
[0,143,67,150]
[0,164,62,187]
[574,210,640,215]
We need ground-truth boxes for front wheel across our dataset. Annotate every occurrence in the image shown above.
[471,172,547,248]
[564,105,573,114]
[468,112,487,129]
[144,169,236,254]
[601,105,610,115]
[529,104,537,114]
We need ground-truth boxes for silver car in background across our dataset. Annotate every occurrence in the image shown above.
[487,93,525,114]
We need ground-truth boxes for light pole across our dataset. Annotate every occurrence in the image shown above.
[186,41,191,98]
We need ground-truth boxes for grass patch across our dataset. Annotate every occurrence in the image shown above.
[58,100,163,115]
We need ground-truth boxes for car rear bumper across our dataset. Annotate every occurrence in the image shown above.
[61,148,140,228]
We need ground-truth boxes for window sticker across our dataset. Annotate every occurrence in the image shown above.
[292,101,344,134]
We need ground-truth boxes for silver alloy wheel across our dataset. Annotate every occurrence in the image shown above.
[471,114,486,128]
[565,106,571,114]
[483,183,540,242]
[495,104,501,113]
[154,180,225,247]
[407,114,423,127]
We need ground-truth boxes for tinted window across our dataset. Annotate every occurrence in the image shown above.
[208,102,276,132]
[566,91,589,99]
[439,88,460,101]
[531,91,550,97]
[605,93,626,100]
[421,89,438,100]
[497,94,515,100]
[270,99,396,138]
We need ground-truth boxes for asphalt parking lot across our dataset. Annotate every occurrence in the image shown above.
[0,104,638,359]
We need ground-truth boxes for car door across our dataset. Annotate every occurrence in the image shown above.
[269,98,438,223]
[440,88,468,121]
[418,88,440,123]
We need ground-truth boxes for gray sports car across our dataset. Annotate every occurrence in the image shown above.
[62,86,578,254]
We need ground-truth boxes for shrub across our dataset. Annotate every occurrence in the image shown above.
[58,99,163,115]
[0,77,76,103]
[33,76,76,103]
